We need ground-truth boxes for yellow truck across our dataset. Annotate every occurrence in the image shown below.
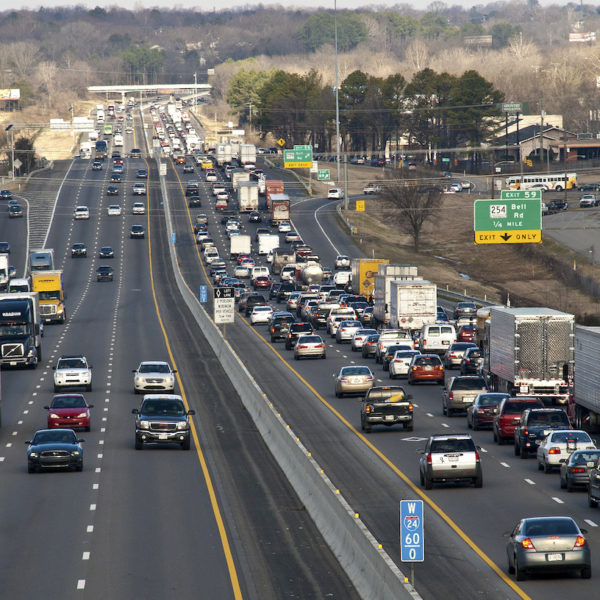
[350,258,389,297]
[31,270,66,324]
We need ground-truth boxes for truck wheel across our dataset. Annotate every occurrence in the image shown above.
[424,472,433,490]
[520,445,528,459]
[404,422,413,432]
[54,385,61,393]
[37,346,42,361]
[86,384,92,392]
[474,474,483,488]
[363,423,372,433]
[589,493,598,508]
[514,442,520,456]
[472,419,479,431]
[567,479,574,492]
[544,460,552,474]
[182,437,191,450]
[135,438,143,450]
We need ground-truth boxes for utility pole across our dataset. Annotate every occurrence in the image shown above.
[334,0,341,186]
[5,124,14,180]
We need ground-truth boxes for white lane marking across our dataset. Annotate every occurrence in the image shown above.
[82,552,90,560]
[524,479,535,485]
[441,423,449,428]
[584,519,598,528]
[500,462,510,468]
[426,412,434,418]
[315,201,341,255]
[89,504,96,511]
[77,580,85,590]
[86,525,94,533]
[93,483,99,490]
[552,497,564,504]
[479,447,488,453]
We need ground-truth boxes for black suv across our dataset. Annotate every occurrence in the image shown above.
[453,301,477,320]
[514,408,571,458]
[244,293,267,316]
[269,314,296,342]
[360,386,413,433]
[132,395,195,450]
[285,322,314,350]
[276,282,295,302]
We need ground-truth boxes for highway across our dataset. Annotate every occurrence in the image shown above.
[0,120,358,600]
[1,106,598,600]
[162,147,600,600]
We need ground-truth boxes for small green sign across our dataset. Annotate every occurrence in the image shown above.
[317,169,330,181]
[500,190,542,201]
[502,101,522,113]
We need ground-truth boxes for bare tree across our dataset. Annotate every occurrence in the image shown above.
[5,42,39,79]
[380,177,442,252]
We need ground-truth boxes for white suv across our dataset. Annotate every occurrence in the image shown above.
[73,206,90,220]
[53,355,93,392]
[132,202,146,214]
[133,361,177,394]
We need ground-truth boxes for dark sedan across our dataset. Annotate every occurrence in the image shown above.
[560,449,600,492]
[188,195,201,207]
[99,246,114,259]
[106,185,119,196]
[26,428,84,472]
[130,225,145,238]
[0,241,10,254]
[71,242,87,258]
[466,392,509,430]
[96,265,114,281]
[248,211,262,223]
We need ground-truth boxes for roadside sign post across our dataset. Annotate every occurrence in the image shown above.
[400,500,424,587]
[213,287,235,325]
[474,191,542,244]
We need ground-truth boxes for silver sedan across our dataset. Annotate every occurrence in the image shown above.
[294,335,326,360]
[351,328,378,351]
[335,320,363,344]
[334,365,374,397]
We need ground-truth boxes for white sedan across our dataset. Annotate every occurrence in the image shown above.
[278,222,292,233]
[133,361,176,394]
[537,430,596,473]
[107,204,122,216]
[233,265,250,278]
[389,350,421,379]
[73,206,90,220]
[327,188,344,199]
[250,305,274,325]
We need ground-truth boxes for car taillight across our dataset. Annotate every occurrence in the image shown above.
[366,376,373,381]
[412,366,418,371]
[521,538,535,550]
[570,467,586,474]
[475,451,480,461]
[340,377,349,382]
[297,345,307,349]
[365,405,373,414]
[549,447,561,454]
[575,536,586,548]
[523,428,528,436]
[316,344,324,348]
[438,365,444,371]
[426,453,432,464]
[449,392,453,400]
[422,340,426,345]
[393,359,402,363]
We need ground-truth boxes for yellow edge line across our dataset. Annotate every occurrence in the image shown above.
[239,299,531,600]
[143,148,243,600]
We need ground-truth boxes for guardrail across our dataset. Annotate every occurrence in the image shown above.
[155,155,421,600]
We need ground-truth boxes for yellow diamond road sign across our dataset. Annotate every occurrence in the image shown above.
[474,230,541,244]
[277,138,286,147]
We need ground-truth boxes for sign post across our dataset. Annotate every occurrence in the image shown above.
[400,499,424,587]
[213,287,235,325]
[474,191,542,244]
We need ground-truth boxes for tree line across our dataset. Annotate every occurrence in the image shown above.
[228,67,504,156]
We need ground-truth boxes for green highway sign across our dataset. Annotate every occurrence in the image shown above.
[474,198,542,245]
[502,101,522,113]
[500,190,542,201]
[284,145,313,168]
[317,169,330,180]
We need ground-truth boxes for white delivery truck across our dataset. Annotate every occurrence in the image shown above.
[229,235,251,260]
[388,280,437,331]
[79,142,92,159]
[237,182,259,213]
[258,234,280,256]
[373,264,419,326]
[113,134,123,147]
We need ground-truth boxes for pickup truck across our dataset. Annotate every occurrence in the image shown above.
[513,408,571,458]
[362,182,381,195]
[361,386,413,432]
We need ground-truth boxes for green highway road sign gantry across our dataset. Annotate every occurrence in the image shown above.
[474,195,542,245]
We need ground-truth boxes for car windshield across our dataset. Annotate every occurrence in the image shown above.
[341,367,371,376]
[451,343,474,351]
[452,378,487,390]
[395,351,419,359]
[523,519,578,537]
[528,411,569,426]
[58,358,86,369]
[466,349,482,358]
[299,336,321,343]
[52,396,86,409]
[476,394,503,407]
[430,438,475,453]
[141,400,185,416]
[253,307,272,312]
[415,357,441,366]
[571,451,600,465]
[503,400,541,414]
[139,363,170,373]
[291,324,312,332]
[550,431,591,443]
[33,430,77,445]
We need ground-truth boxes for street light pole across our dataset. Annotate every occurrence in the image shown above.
[5,124,14,180]
[193,72,197,111]
[334,0,341,186]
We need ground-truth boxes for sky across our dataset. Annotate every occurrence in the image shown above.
[0,0,583,10]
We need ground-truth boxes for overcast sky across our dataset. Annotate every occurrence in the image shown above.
[0,0,579,11]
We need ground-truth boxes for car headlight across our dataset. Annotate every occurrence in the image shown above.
[176,421,189,430]
[76,412,87,418]
[135,376,144,384]
[71,450,80,456]
[138,420,150,430]
[29,452,38,458]
[27,348,37,358]
[49,413,60,419]
[57,306,64,314]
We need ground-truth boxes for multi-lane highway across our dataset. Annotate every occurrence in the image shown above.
[0,120,359,600]
[1,106,598,600]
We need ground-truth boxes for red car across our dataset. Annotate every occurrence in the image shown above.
[112,157,123,166]
[407,354,445,385]
[44,394,93,431]
[253,276,271,289]
[492,397,544,444]
[237,254,252,265]
[457,324,476,343]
